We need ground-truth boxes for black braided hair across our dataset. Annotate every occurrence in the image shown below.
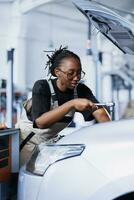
[45,46,81,77]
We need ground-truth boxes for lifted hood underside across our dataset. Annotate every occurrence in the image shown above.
[72,0,134,54]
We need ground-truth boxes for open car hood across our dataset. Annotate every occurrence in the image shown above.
[72,0,134,54]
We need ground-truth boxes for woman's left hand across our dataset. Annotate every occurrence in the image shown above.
[0,123,7,129]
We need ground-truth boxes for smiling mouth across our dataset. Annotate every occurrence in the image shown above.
[71,82,78,87]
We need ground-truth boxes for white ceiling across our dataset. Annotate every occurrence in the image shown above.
[1,0,134,13]
[0,0,14,2]
[35,0,86,23]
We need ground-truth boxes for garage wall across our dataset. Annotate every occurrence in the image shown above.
[24,10,89,90]
[1,1,96,92]
[0,1,108,98]
[0,3,11,80]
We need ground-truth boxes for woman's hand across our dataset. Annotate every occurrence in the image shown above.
[72,98,98,111]
[72,98,111,122]
[0,123,7,129]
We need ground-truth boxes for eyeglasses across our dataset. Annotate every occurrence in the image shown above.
[58,68,85,80]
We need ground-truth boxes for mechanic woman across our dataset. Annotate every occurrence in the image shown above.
[17,46,111,165]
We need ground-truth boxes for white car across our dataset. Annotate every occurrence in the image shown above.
[18,119,134,200]
[17,1,134,200]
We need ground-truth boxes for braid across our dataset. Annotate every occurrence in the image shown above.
[44,46,81,77]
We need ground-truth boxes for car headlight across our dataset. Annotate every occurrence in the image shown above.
[26,143,85,176]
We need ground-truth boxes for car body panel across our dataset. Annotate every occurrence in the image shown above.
[58,119,134,181]
[18,167,42,200]
[18,119,134,200]
[37,156,108,200]
[88,174,134,200]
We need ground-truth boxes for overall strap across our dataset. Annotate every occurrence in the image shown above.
[20,132,35,151]
[74,86,78,99]
[47,79,78,106]
[47,79,58,108]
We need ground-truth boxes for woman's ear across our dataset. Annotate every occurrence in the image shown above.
[54,68,60,78]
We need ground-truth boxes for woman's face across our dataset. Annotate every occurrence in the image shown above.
[55,57,82,90]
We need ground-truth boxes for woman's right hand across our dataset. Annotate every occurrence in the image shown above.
[72,98,97,111]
